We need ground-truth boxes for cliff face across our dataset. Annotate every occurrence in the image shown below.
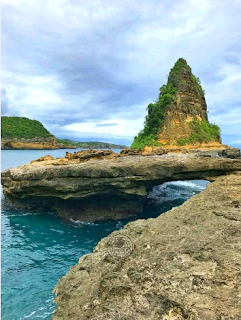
[158,59,209,144]
[132,59,221,149]
[1,116,57,149]
[52,173,241,320]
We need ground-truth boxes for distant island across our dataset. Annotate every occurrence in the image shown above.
[1,116,57,149]
[56,139,126,150]
[1,116,126,150]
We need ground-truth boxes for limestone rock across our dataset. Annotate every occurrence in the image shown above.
[132,59,222,148]
[1,136,57,150]
[1,152,241,221]
[158,59,210,144]
[52,173,241,320]
[65,149,118,161]
[30,155,55,164]
[120,148,143,156]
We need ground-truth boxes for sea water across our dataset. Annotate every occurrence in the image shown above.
[1,149,209,320]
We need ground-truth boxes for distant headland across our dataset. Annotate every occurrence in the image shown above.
[1,116,126,150]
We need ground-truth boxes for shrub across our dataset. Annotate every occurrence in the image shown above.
[131,83,176,149]
[131,134,162,149]
[177,119,221,145]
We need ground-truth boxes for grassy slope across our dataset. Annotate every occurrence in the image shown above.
[1,116,54,139]
[1,117,125,148]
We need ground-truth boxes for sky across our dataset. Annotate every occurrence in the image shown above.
[1,0,241,146]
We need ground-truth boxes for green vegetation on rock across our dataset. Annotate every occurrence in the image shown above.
[192,75,205,97]
[1,117,126,149]
[131,58,220,149]
[132,83,176,149]
[177,120,221,145]
[75,141,126,149]
[1,116,53,139]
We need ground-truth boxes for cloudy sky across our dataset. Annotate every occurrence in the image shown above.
[1,0,241,146]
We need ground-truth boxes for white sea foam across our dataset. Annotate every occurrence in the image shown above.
[169,180,205,189]
[69,218,98,226]
[148,180,209,205]
[23,311,36,318]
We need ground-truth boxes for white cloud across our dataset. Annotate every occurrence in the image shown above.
[64,117,144,138]
[1,0,241,144]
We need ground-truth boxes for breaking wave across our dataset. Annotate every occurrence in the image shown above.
[148,180,209,205]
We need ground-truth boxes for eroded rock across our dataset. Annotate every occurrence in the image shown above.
[1,153,241,221]
[65,149,118,161]
[52,174,241,320]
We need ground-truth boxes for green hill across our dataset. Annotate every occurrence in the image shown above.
[1,117,126,150]
[1,116,54,139]
[57,139,126,149]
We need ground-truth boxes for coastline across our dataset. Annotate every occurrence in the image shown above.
[1,147,241,319]
[2,148,241,222]
[53,173,241,320]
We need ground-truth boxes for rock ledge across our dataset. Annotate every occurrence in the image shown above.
[1,148,241,221]
[53,173,241,320]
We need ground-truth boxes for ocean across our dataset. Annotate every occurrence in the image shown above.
[1,149,209,319]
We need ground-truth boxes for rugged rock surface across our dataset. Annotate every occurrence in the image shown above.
[158,59,211,144]
[1,137,57,150]
[141,144,241,158]
[53,173,241,320]
[132,59,221,149]
[1,149,241,221]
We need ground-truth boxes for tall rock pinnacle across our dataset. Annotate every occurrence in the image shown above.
[132,58,221,149]
[159,58,208,143]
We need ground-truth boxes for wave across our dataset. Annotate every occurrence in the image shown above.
[69,218,98,226]
[148,180,209,205]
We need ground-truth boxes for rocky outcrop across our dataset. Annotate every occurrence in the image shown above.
[1,149,241,221]
[52,173,241,320]
[132,59,221,149]
[158,59,211,144]
[1,136,57,150]
[141,144,241,158]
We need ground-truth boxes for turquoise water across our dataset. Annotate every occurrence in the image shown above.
[1,149,208,320]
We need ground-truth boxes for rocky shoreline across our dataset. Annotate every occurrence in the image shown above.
[1,146,241,319]
[1,147,241,222]
[52,173,241,320]
[1,137,57,150]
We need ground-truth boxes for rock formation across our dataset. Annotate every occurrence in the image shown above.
[53,173,241,320]
[1,149,241,221]
[132,58,221,149]
[1,136,57,150]
[1,116,57,150]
